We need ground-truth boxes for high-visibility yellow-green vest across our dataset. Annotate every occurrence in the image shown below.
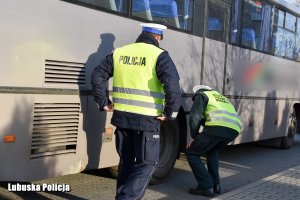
[112,42,164,116]
[203,90,242,133]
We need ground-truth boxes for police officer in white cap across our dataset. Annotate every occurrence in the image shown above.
[91,23,181,200]
[186,85,241,197]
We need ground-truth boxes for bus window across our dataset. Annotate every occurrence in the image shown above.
[131,0,194,31]
[77,0,116,11]
[115,0,128,13]
[272,8,296,60]
[207,17,224,41]
[285,12,296,32]
[242,28,256,49]
[272,26,286,57]
[273,8,284,27]
[231,0,242,44]
[295,18,300,61]
[285,31,296,59]
[177,0,194,31]
[192,0,205,36]
[271,8,284,57]
[132,0,152,20]
[149,0,181,29]
[241,0,272,52]
[206,0,228,42]
[285,13,296,60]
[64,0,128,14]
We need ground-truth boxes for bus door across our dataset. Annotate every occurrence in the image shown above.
[201,0,231,93]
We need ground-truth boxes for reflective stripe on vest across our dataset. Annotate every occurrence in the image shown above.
[112,43,164,116]
[203,91,242,133]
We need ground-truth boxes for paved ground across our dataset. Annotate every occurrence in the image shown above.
[0,134,299,200]
[212,165,300,200]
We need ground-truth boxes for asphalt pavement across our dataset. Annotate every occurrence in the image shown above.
[0,134,299,200]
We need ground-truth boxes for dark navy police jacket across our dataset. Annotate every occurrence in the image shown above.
[91,32,181,131]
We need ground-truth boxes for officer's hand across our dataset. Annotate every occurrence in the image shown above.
[157,116,167,121]
[103,103,114,112]
[186,139,194,149]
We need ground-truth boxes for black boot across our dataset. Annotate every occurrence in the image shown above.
[189,187,215,197]
[213,183,221,194]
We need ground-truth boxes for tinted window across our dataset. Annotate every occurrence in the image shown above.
[241,0,272,52]
[132,0,194,31]
[63,0,128,14]
[206,0,229,42]
[231,0,242,44]
[192,0,205,36]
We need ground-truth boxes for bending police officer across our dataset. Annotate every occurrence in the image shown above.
[91,23,181,200]
[186,85,241,197]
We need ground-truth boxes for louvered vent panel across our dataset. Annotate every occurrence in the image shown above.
[45,60,85,86]
[30,103,80,159]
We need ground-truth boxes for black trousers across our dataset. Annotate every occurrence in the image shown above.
[186,128,238,189]
[115,128,160,200]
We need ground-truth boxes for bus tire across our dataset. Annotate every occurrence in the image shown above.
[280,111,297,149]
[280,136,294,149]
[150,120,180,185]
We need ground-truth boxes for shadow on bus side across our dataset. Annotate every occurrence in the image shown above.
[82,33,116,170]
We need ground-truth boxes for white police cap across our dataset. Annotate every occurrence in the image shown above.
[140,23,167,36]
[192,85,212,93]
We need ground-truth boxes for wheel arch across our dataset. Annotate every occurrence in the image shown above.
[176,106,188,155]
[292,103,300,133]
[280,102,299,149]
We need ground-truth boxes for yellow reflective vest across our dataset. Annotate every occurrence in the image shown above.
[112,43,164,116]
[203,91,242,133]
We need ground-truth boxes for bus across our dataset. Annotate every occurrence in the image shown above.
[1,0,299,184]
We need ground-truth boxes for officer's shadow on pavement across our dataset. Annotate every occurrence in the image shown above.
[81,33,116,170]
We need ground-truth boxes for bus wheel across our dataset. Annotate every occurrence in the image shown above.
[150,120,179,185]
[280,111,297,149]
